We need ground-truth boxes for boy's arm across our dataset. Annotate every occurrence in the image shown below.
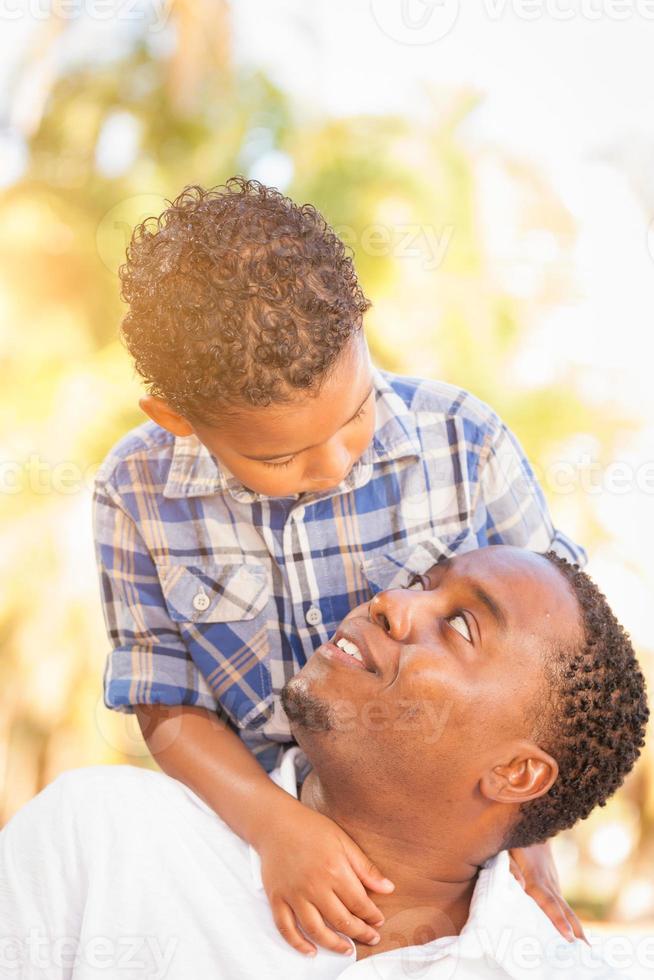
[134,703,292,847]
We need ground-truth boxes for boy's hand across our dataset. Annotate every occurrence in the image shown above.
[257,796,395,957]
[509,842,587,944]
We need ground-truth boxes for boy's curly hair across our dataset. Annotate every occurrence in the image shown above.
[507,552,649,848]
[118,178,371,424]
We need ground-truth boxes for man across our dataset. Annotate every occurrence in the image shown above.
[0,547,648,978]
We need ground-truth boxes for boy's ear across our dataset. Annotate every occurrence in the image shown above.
[139,396,194,437]
[479,742,558,805]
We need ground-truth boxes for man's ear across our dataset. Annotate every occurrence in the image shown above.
[139,395,194,437]
[479,742,559,805]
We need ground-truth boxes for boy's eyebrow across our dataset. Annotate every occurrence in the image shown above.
[242,384,375,462]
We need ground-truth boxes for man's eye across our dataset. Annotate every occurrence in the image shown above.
[447,613,472,643]
[405,573,427,590]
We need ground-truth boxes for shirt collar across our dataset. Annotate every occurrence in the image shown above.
[163,366,422,502]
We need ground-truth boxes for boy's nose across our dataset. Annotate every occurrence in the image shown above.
[307,442,352,487]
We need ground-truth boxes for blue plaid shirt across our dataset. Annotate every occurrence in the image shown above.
[93,368,585,770]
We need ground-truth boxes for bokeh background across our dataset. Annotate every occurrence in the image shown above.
[1,0,652,933]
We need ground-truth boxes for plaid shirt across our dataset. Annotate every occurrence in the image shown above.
[93,368,585,771]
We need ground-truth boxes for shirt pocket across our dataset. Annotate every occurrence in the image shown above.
[158,562,273,732]
[361,528,478,594]
[158,562,269,624]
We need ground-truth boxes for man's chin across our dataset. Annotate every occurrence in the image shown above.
[281,676,334,733]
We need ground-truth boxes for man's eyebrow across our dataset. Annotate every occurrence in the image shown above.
[242,384,374,462]
[470,582,508,630]
[427,561,508,630]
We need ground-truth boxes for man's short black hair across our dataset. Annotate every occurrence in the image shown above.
[507,552,649,848]
[119,177,370,425]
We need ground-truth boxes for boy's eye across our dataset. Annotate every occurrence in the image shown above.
[405,572,428,590]
[261,457,296,469]
[447,613,472,643]
[259,395,371,471]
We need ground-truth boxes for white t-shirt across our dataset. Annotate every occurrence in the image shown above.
[0,750,628,979]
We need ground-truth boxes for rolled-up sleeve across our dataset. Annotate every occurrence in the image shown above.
[473,416,587,567]
[93,479,220,713]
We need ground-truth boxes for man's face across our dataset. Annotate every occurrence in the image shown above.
[191,336,376,497]
[283,546,582,803]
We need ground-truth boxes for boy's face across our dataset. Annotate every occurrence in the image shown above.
[146,337,376,498]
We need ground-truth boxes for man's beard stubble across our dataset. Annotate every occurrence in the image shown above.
[281,678,334,732]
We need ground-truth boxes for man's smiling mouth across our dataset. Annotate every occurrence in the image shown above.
[319,638,370,672]
[334,637,365,664]
[319,624,379,673]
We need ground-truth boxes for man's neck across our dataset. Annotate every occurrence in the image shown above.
[300,771,487,960]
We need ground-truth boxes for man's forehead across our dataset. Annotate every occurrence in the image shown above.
[424,547,581,645]
[426,546,547,580]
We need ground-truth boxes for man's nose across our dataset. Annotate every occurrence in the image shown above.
[368,588,415,642]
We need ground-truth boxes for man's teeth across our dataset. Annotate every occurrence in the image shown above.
[336,637,364,663]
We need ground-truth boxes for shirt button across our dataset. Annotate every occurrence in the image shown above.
[305,605,322,626]
[192,590,211,613]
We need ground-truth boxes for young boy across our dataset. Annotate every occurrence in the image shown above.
[93,177,586,958]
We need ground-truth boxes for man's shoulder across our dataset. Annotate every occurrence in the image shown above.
[4,765,172,835]
[95,420,175,491]
[379,369,502,437]
[42,764,177,803]
[29,765,216,826]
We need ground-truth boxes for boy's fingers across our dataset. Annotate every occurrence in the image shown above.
[296,901,355,957]
[346,844,394,895]
[271,900,317,958]
[335,878,385,927]
[561,903,588,944]
[323,896,381,946]
[532,888,576,942]
[533,886,585,945]
[508,856,526,890]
